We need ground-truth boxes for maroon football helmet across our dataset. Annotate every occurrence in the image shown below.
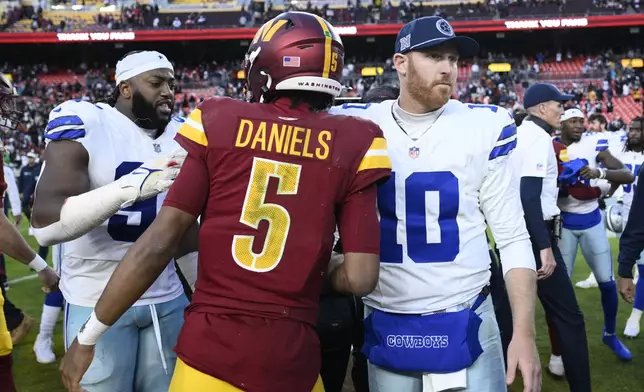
[243,11,345,103]
[0,73,19,132]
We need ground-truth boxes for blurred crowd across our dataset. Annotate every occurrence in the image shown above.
[1,48,642,171]
[3,0,643,33]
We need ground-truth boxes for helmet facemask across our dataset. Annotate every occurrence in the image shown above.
[0,92,19,133]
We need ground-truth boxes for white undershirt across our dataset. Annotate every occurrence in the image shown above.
[392,100,444,140]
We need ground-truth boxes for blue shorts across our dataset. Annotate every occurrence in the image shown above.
[64,294,188,392]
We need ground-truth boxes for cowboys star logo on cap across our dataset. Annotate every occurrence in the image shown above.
[436,19,454,37]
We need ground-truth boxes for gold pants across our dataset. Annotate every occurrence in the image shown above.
[169,358,326,392]
[0,289,13,356]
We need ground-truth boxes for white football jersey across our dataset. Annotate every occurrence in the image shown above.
[329,100,534,314]
[614,149,644,217]
[557,134,608,215]
[42,100,185,307]
[608,130,628,154]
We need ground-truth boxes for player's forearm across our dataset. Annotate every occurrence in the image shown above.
[605,168,634,184]
[77,208,194,346]
[0,213,37,264]
[95,224,180,325]
[504,267,537,338]
[330,252,379,296]
[32,181,138,246]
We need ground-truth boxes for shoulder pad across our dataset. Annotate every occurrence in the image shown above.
[595,135,609,152]
[165,116,186,137]
[328,101,383,120]
[462,103,509,120]
[465,105,517,161]
[45,99,102,142]
[198,96,235,111]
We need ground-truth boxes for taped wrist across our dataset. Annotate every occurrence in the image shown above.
[76,311,109,346]
[28,254,48,272]
[32,180,138,246]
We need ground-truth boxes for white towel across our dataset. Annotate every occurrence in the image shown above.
[422,369,467,392]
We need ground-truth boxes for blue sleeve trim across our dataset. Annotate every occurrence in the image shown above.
[45,129,86,141]
[489,124,517,160]
[497,123,517,141]
[595,139,609,151]
[45,115,86,140]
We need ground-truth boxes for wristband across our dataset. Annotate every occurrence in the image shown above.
[28,255,48,272]
[599,168,607,179]
[76,311,110,346]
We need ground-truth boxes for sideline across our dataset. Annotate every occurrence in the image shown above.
[7,274,38,285]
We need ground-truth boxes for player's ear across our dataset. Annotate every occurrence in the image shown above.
[120,82,131,99]
[393,53,407,77]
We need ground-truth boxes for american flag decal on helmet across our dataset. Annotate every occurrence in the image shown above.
[283,56,301,67]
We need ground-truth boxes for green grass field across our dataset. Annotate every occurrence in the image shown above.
[4,229,644,391]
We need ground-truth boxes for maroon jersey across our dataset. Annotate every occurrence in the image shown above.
[164,97,390,391]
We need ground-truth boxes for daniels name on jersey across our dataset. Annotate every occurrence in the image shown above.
[330,100,531,314]
[44,99,183,261]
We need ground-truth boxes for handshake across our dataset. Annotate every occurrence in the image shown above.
[118,148,188,206]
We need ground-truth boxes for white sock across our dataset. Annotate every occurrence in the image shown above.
[630,308,643,322]
[38,305,61,339]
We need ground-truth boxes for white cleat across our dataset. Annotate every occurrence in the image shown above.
[624,316,640,339]
[547,354,565,378]
[33,334,56,364]
[575,273,598,289]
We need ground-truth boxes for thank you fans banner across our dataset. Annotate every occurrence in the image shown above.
[0,14,642,44]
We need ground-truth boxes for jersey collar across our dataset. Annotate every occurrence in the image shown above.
[525,115,554,135]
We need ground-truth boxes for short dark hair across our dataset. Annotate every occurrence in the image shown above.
[588,113,607,126]
[362,86,399,104]
[513,110,528,127]
[626,116,644,152]
[271,90,334,112]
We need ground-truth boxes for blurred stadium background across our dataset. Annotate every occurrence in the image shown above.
[1,0,643,391]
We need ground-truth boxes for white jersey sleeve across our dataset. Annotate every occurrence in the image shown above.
[44,99,102,146]
[480,108,536,274]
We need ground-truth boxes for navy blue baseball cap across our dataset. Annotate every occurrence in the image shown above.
[394,17,479,57]
[523,83,575,108]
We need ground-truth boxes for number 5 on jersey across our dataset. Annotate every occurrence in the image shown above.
[233,157,302,273]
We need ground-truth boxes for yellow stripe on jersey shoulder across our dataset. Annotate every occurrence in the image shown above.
[178,108,207,146]
[559,148,570,162]
[369,137,387,151]
[357,137,391,173]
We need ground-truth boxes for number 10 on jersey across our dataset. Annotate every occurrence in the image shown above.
[378,172,460,264]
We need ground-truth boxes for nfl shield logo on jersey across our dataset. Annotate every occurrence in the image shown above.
[153,143,162,153]
[409,146,420,159]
